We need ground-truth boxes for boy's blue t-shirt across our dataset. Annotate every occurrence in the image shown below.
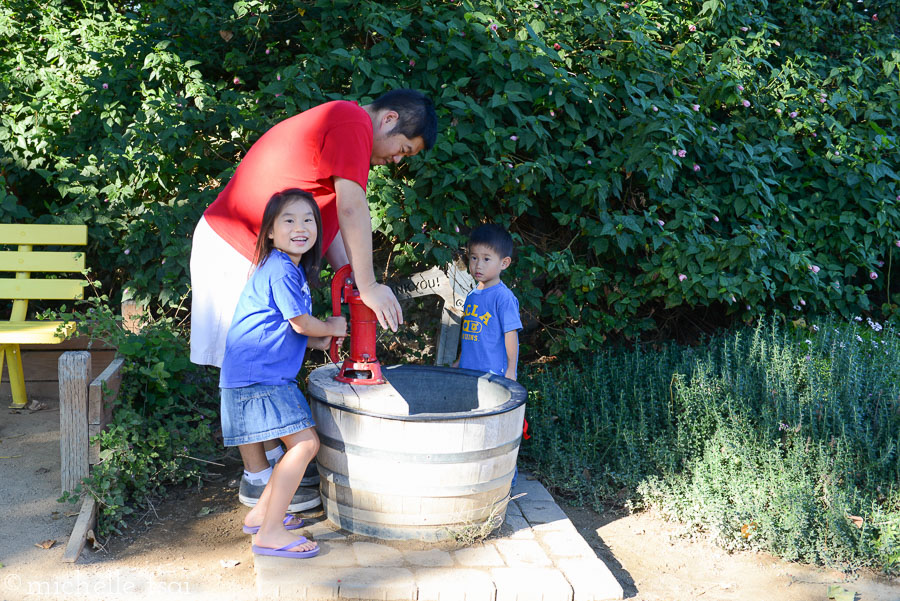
[458,281,522,376]
[220,250,312,388]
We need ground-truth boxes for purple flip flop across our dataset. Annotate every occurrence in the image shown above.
[252,536,320,559]
[242,514,304,534]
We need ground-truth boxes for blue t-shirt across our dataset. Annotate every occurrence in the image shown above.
[458,281,522,377]
[220,250,312,388]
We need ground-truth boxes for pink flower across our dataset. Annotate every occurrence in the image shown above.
[587,160,592,165]
[672,148,678,156]
[773,40,780,46]
[896,195,900,202]
[775,108,782,115]
[553,43,561,50]
[489,23,498,32]
[800,299,806,306]
[811,132,817,137]
[657,220,665,227]
[161,259,166,265]
[819,97,826,103]
[233,77,240,85]
[692,104,700,111]
[693,164,700,172]
[507,163,513,169]
[409,59,415,66]
[872,14,877,20]
[789,111,798,118]
[275,93,282,97]
[510,135,518,141]
[102,83,108,89]
[677,149,687,158]
[737,85,744,91]
[713,215,719,222]
[689,24,696,32]
[678,274,687,282]
[742,100,751,107]
[740,26,749,32]
[265,48,270,55]
[455,225,460,233]
[623,2,630,8]
[124,249,130,255]
[652,105,658,112]
[550,110,556,117]
[895,240,900,248]
[277,74,281,81]
[870,272,878,280]
[730,295,736,303]
[809,265,820,274]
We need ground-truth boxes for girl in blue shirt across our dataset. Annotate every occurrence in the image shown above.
[220,188,346,559]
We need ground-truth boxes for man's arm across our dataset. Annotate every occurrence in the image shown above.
[333,176,403,331]
[324,230,350,270]
[504,330,519,380]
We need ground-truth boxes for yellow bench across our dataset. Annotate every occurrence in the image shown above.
[0,224,88,408]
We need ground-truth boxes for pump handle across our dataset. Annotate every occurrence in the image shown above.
[329,264,353,363]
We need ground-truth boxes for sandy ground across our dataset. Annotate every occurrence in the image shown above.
[2,400,898,601]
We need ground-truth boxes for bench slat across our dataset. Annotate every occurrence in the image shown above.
[0,251,86,273]
[0,278,86,300]
[0,321,75,344]
[0,224,87,246]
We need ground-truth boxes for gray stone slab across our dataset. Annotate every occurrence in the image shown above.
[291,541,357,567]
[557,558,624,601]
[254,561,340,599]
[491,567,573,601]
[304,519,348,541]
[537,530,596,559]
[453,543,506,567]
[500,513,535,539]
[402,548,454,567]
[517,499,570,527]
[414,567,496,601]
[352,541,404,566]
[510,476,555,503]
[493,539,553,567]
[506,500,523,517]
[337,567,416,600]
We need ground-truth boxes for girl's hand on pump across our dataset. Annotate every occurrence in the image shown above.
[326,315,347,338]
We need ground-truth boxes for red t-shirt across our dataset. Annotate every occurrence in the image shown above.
[204,101,373,260]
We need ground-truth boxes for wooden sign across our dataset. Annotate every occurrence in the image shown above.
[387,263,475,366]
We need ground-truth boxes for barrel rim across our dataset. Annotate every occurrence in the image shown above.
[308,364,527,421]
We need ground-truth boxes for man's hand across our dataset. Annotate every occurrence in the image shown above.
[357,281,403,332]
[325,315,348,338]
[309,335,345,352]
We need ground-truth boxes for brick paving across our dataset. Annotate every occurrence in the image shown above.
[254,474,624,601]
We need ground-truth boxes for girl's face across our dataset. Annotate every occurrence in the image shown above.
[268,199,318,265]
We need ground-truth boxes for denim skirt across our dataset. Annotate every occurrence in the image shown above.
[220,383,316,446]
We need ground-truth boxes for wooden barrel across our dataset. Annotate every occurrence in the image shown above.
[308,364,527,541]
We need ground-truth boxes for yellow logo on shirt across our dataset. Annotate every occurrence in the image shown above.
[462,304,492,341]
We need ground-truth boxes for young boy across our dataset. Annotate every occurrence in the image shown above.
[453,224,522,380]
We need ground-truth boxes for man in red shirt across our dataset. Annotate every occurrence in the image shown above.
[190,89,437,509]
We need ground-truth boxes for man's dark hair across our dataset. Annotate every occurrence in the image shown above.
[370,89,437,150]
[468,224,514,259]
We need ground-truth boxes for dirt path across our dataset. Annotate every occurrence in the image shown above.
[3,401,898,600]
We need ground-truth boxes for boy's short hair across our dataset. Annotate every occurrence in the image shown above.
[468,224,514,259]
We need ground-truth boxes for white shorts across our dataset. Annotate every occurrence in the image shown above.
[189,216,253,367]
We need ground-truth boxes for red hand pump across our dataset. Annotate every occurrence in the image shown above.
[329,264,385,385]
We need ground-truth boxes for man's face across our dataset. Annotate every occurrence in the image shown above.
[370,111,425,166]
[371,131,425,166]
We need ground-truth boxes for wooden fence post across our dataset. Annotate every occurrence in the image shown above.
[59,351,91,493]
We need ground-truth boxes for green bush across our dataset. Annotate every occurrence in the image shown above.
[2,1,899,353]
[520,316,900,573]
[56,298,219,536]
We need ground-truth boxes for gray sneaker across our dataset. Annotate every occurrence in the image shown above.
[238,476,322,512]
[301,460,320,487]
